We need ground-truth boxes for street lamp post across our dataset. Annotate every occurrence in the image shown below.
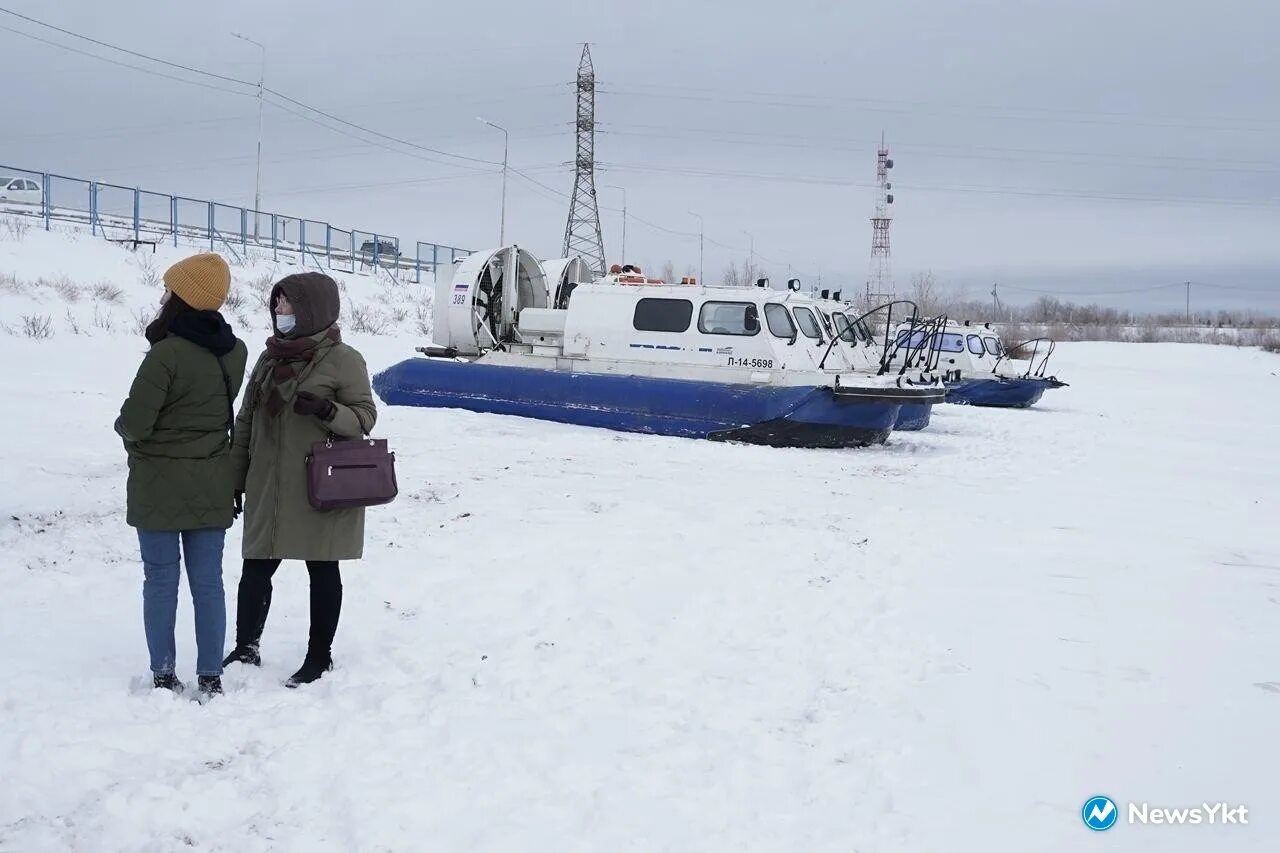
[605,185,627,263]
[740,229,754,284]
[232,32,265,240]
[604,185,627,263]
[689,211,704,285]
[476,117,508,245]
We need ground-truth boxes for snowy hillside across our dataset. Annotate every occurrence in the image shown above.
[2,220,1279,851]
[0,214,433,340]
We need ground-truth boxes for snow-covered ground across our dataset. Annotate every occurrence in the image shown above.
[2,221,1279,851]
[0,216,431,342]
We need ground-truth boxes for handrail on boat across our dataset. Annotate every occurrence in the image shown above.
[993,337,1057,379]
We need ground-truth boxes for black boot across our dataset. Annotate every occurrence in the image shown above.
[225,560,277,667]
[285,653,334,688]
[153,673,185,693]
[222,645,261,667]
[198,675,224,697]
[285,561,342,689]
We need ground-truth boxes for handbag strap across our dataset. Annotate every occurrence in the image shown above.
[215,353,235,448]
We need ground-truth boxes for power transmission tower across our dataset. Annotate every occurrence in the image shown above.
[866,131,895,309]
[563,43,606,275]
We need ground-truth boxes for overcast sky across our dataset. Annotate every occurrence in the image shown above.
[1,0,1276,310]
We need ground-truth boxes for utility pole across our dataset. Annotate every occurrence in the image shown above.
[992,282,999,317]
[232,32,266,240]
[476,117,509,244]
[1185,280,1191,324]
[741,229,754,282]
[689,211,704,284]
[604,185,627,262]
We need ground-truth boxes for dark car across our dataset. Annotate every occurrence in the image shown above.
[359,239,400,260]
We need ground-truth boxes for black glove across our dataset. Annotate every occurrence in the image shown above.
[233,491,244,520]
[293,390,337,422]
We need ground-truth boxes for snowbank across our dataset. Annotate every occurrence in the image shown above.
[0,215,432,341]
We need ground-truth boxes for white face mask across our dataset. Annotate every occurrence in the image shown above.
[276,313,297,335]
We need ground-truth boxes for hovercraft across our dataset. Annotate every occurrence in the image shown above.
[892,320,1068,408]
[838,299,949,431]
[371,249,944,448]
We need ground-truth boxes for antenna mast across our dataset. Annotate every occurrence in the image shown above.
[867,132,895,308]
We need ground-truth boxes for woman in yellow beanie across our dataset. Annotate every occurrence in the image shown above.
[115,252,248,699]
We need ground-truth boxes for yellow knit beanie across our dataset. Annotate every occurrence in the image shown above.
[162,253,230,311]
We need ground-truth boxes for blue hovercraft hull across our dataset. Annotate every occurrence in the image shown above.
[893,403,933,431]
[945,377,1056,408]
[373,358,908,448]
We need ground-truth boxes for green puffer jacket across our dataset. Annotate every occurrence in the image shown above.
[116,314,248,531]
[231,276,377,561]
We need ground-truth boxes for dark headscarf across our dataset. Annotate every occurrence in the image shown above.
[254,272,343,418]
[270,272,341,339]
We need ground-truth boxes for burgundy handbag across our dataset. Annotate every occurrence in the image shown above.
[306,435,398,511]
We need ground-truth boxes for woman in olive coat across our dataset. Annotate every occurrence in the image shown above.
[224,272,376,686]
[116,252,247,697]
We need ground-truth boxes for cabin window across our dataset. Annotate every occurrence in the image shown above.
[633,298,693,333]
[698,301,760,336]
[984,337,1004,356]
[896,330,927,348]
[764,303,796,339]
[931,332,965,353]
[967,334,985,355]
[793,307,823,341]
[832,312,858,342]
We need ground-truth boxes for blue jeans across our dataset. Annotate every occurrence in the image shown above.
[137,528,227,677]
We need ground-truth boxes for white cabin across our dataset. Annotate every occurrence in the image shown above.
[891,320,1012,378]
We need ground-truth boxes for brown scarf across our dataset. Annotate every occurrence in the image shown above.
[255,326,342,418]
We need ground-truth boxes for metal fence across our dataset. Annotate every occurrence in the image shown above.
[0,163,469,284]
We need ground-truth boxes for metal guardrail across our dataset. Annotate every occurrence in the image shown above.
[0,163,470,284]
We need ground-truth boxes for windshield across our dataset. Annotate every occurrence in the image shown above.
[793,307,822,340]
[831,312,858,342]
[764,303,796,339]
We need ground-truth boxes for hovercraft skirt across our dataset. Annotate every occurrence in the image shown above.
[373,358,903,448]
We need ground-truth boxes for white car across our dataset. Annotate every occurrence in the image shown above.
[0,176,42,205]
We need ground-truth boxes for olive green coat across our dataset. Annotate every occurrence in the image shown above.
[231,331,377,560]
[116,336,248,530]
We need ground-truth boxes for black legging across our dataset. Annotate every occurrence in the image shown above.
[234,559,343,659]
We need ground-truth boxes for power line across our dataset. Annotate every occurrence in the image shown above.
[600,160,1280,209]
[598,86,1279,133]
[0,7,256,87]
[606,81,1280,128]
[0,6,499,169]
[599,126,1280,176]
[262,89,499,167]
[604,122,1276,167]
[252,98,496,173]
[0,22,254,98]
